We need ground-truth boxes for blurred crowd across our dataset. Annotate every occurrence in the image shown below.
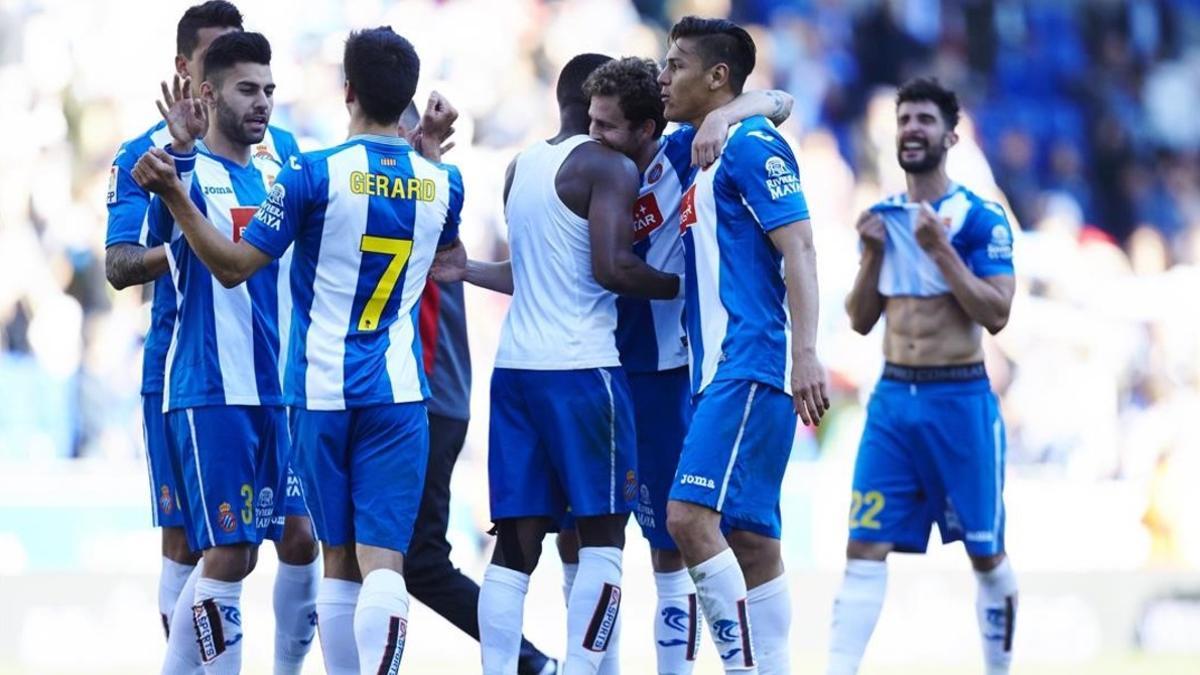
[1,0,1199,568]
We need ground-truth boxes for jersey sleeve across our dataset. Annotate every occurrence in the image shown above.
[438,164,464,247]
[242,155,310,259]
[725,122,809,232]
[961,201,1015,277]
[104,143,152,248]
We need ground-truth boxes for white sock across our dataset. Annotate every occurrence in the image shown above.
[317,578,361,675]
[354,569,410,675]
[193,577,244,675]
[565,546,623,674]
[826,559,887,675]
[562,562,579,604]
[161,561,204,675]
[479,564,529,675]
[975,558,1018,675]
[160,558,195,640]
[747,574,791,675]
[273,559,320,675]
[691,548,755,673]
[654,569,699,675]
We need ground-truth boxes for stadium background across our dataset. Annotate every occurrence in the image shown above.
[1,0,1199,672]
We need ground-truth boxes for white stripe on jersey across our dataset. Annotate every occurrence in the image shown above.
[195,160,260,407]
[277,245,293,385]
[382,157,450,403]
[640,142,687,371]
[162,243,183,411]
[598,368,616,512]
[689,162,729,393]
[305,147,368,409]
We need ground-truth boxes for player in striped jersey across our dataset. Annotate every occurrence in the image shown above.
[657,17,828,673]
[106,6,320,674]
[133,31,322,674]
[136,27,461,675]
[576,56,795,674]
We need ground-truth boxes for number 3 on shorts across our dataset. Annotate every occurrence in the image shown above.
[849,489,885,530]
[358,234,414,332]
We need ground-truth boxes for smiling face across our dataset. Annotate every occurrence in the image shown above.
[657,37,715,124]
[896,99,956,174]
[206,62,274,146]
[588,94,653,160]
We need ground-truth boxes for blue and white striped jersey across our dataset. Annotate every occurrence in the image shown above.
[241,134,463,411]
[680,116,809,395]
[870,184,1014,297]
[148,136,299,411]
[105,122,298,396]
[614,127,696,374]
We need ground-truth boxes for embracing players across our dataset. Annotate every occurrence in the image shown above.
[828,77,1017,675]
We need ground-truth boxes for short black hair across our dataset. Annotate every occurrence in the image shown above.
[203,31,271,85]
[344,27,420,126]
[668,16,756,95]
[177,1,243,59]
[896,77,961,130]
[583,57,666,138]
[557,53,614,111]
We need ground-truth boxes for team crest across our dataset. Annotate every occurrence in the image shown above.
[159,485,173,515]
[623,470,638,503]
[217,502,237,532]
[253,144,279,165]
[647,162,663,184]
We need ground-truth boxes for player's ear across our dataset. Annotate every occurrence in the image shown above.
[708,63,729,92]
[174,55,188,79]
[199,80,217,105]
[344,81,355,106]
[945,130,959,149]
[637,118,656,143]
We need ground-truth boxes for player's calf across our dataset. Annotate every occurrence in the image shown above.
[971,554,1017,675]
[729,530,790,675]
[193,544,255,674]
[272,516,320,675]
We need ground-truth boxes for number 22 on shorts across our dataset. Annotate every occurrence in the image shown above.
[849,489,885,529]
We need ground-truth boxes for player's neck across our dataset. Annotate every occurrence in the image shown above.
[634,139,659,174]
[905,167,951,204]
[348,118,401,139]
[686,92,736,131]
[553,108,590,141]
[204,130,252,167]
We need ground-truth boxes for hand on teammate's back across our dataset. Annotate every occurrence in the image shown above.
[156,74,207,152]
[856,210,885,252]
[790,350,830,426]
[131,148,182,196]
[429,238,468,283]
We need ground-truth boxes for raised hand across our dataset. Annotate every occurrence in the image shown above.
[913,201,949,252]
[408,91,459,161]
[157,74,207,152]
[131,147,184,196]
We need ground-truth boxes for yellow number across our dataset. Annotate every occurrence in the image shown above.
[860,491,885,529]
[849,490,885,530]
[240,484,254,525]
[357,235,414,332]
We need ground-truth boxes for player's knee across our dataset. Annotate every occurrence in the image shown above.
[576,514,627,549]
[203,544,254,581]
[323,544,362,582]
[846,539,891,561]
[275,516,319,565]
[650,547,685,573]
[665,501,716,549]
[970,553,1006,572]
[162,527,200,565]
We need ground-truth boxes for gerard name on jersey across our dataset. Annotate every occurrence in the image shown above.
[349,171,437,201]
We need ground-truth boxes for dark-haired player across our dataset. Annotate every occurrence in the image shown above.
[135,26,462,675]
[104,6,320,674]
[829,77,1017,675]
[657,16,827,674]
[579,55,793,674]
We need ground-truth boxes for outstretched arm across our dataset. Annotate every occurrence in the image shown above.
[133,148,271,288]
[691,89,795,167]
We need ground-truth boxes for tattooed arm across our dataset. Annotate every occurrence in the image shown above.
[105,242,169,290]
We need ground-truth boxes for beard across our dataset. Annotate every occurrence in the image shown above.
[215,98,266,146]
[897,138,946,174]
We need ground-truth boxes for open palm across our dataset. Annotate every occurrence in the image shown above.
[157,74,207,148]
